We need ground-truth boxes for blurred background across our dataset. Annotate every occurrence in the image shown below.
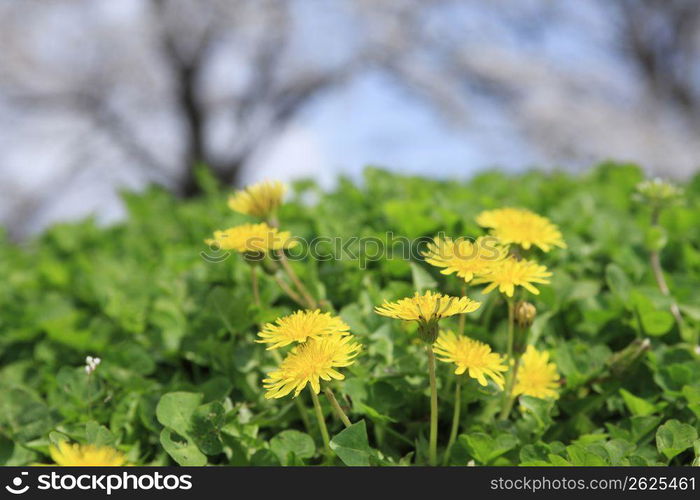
[1,0,700,238]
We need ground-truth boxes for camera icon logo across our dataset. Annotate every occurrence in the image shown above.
[5,472,29,495]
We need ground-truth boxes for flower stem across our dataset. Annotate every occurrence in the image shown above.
[272,273,307,308]
[87,372,94,419]
[426,344,439,466]
[499,297,517,420]
[310,389,333,461]
[324,387,352,428]
[648,208,684,332]
[498,357,521,421]
[442,376,461,465]
[506,297,515,359]
[250,265,261,307]
[277,251,317,309]
[458,285,467,335]
[650,250,684,327]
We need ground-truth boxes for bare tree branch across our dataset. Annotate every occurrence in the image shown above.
[614,0,700,117]
[5,89,178,187]
[151,0,220,195]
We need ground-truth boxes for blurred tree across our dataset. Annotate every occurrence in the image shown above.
[613,0,700,119]
[0,0,468,218]
[1,0,368,197]
[1,0,699,238]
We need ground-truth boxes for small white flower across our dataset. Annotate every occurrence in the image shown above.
[85,355,101,375]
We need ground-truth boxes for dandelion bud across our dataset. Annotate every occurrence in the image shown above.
[514,301,536,329]
[634,178,683,214]
[635,178,682,201]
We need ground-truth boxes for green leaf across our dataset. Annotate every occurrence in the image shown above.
[568,280,601,302]
[160,428,207,466]
[151,297,187,352]
[340,303,370,336]
[565,444,608,466]
[519,395,554,433]
[0,388,55,442]
[639,310,674,336]
[519,443,551,465]
[682,385,700,418]
[198,377,233,403]
[330,420,372,466]
[0,435,15,466]
[250,449,281,466]
[605,264,631,304]
[693,440,700,467]
[410,262,437,293]
[191,402,225,456]
[156,392,225,463]
[54,366,100,408]
[630,415,663,443]
[460,432,518,465]
[356,403,396,424]
[270,430,315,465]
[156,392,203,436]
[619,389,656,417]
[656,419,698,460]
[382,200,438,238]
[85,421,115,447]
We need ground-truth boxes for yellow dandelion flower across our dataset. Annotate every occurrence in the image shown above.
[257,309,350,350]
[375,290,481,343]
[48,442,127,466]
[205,223,297,254]
[434,330,507,388]
[422,236,509,282]
[471,258,551,297]
[476,207,566,252]
[228,180,286,218]
[263,335,361,399]
[375,290,480,322]
[513,345,560,399]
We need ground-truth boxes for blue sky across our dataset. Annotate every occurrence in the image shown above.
[243,0,620,187]
[245,66,536,188]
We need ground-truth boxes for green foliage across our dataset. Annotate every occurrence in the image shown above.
[656,420,698,461]
[330,421,373,466]
[270,430,315,465]
[0,163,699,466]
[461,432,519,465]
